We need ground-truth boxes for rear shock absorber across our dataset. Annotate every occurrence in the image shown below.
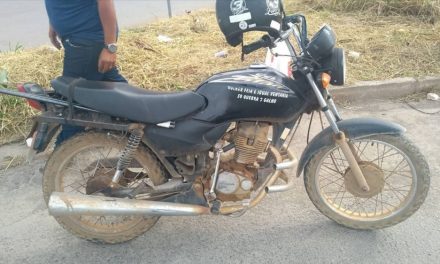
[111,124,145,185]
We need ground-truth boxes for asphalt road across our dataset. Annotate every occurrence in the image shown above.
[0,0,214,51]
[0,98,439,264]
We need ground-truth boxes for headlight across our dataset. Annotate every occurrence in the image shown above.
[320,48,346,86]
[306,25,336,60]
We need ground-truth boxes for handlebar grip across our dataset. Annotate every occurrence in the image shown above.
[242,40,265,55]
[242,35,273,55]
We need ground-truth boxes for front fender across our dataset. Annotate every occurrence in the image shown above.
[296,118,406,177]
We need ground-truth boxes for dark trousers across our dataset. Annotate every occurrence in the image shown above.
[56,37,127,145]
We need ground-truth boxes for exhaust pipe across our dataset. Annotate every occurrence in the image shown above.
[266,150,298,193]
[265,172,294,193]
[273,160,297,171]
[48,192,210,217]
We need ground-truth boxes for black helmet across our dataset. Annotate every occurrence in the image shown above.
[216,0,284,47]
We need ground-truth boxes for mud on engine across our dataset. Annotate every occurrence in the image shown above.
[213,122,271,202]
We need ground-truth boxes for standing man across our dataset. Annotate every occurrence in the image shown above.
[45,0,126,143]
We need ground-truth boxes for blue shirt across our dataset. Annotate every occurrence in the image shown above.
[45,0,104,41]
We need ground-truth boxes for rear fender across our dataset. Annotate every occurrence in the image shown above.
[296,118,406,177]
[31,119,60,153]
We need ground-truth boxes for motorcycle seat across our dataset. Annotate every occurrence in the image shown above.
[51,77,206,124]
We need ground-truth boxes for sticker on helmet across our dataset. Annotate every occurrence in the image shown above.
[239,21,248,30]
[270,20,281,30]
[266,0,281,16]
[229,12,252,23]
[230,0,248,15]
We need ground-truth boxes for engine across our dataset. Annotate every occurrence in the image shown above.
[213,122,270,202]
[234,122,270,165]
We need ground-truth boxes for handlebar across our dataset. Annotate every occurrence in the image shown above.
[242,35,275,55]
[241,14,309,57]
[284,14,309,46]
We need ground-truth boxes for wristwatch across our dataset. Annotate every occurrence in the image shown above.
[105,43,118,54]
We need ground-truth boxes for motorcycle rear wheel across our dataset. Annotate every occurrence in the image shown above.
[43,132,167,244]
[304,134,430,229]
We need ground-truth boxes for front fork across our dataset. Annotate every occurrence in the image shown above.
[306,73,370,192]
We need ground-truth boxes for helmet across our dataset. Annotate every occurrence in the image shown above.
[216,0,284,47]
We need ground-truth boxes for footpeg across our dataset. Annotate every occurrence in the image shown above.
[210,200,221,215]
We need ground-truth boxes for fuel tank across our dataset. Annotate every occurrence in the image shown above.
[194,66,308,124]
[145,66,311,156]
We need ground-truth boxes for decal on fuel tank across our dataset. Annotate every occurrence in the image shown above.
[227,85,289,105]
[210,73,287,89]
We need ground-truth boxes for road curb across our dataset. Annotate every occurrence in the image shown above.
[332,76,440,102]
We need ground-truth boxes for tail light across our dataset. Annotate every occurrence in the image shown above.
[17,83,44,111]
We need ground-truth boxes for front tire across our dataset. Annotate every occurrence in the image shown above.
[304,134,430,229]
[43,132,167,244]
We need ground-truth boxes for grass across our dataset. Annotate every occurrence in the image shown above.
[1,5,440,142]
[0,154,26,171]
[295,0,440,22]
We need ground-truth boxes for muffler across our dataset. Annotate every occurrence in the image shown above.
[48,192,210,217]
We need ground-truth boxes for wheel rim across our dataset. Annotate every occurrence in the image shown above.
[315,139,417,222]
[55,142,153,233]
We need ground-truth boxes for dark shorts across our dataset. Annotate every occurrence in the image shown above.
[56,37,127,145]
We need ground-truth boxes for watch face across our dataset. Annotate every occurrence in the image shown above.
[107,44,117,53]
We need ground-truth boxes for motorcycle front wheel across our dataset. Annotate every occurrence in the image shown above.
[304,134,430,229]
[43,132,167,244]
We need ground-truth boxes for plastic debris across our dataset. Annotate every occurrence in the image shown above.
[214,50,228,58]
[427,93,440,101]
[26,138,33,148]
[157,35,173,43]
[348,50,361,60]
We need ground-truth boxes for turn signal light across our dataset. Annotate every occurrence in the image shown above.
[321,73,332,89]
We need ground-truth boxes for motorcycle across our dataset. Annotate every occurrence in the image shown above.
[0,10,430,244]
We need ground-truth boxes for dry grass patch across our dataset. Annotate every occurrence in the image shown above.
[1,8,440,141]
[286,10,440,84]
[296,0,440,22]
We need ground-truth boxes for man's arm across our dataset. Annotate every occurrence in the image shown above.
[49,24,61,50]
[97,0,118,73]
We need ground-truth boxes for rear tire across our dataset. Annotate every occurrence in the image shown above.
[43,132,167,244]
[304,134,430,229]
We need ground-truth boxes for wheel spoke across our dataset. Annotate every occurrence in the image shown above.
[374,193,379,216]
[369,150,401,164]
[356,141,369,160]
[320,176,345,189]
[384,158,409,180]
[383,182,409,202]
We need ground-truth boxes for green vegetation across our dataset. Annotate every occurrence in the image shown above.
[0,69,35,143]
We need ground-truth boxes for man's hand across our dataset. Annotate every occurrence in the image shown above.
[98,48,117,73]
[49,25,61,50]
[97,0,118,73]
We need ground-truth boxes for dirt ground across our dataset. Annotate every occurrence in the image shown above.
[0,98,439,264]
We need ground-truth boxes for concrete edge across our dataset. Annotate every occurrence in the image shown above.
[331,76,440,102]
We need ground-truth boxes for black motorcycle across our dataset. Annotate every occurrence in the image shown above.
[0,1,430,244]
